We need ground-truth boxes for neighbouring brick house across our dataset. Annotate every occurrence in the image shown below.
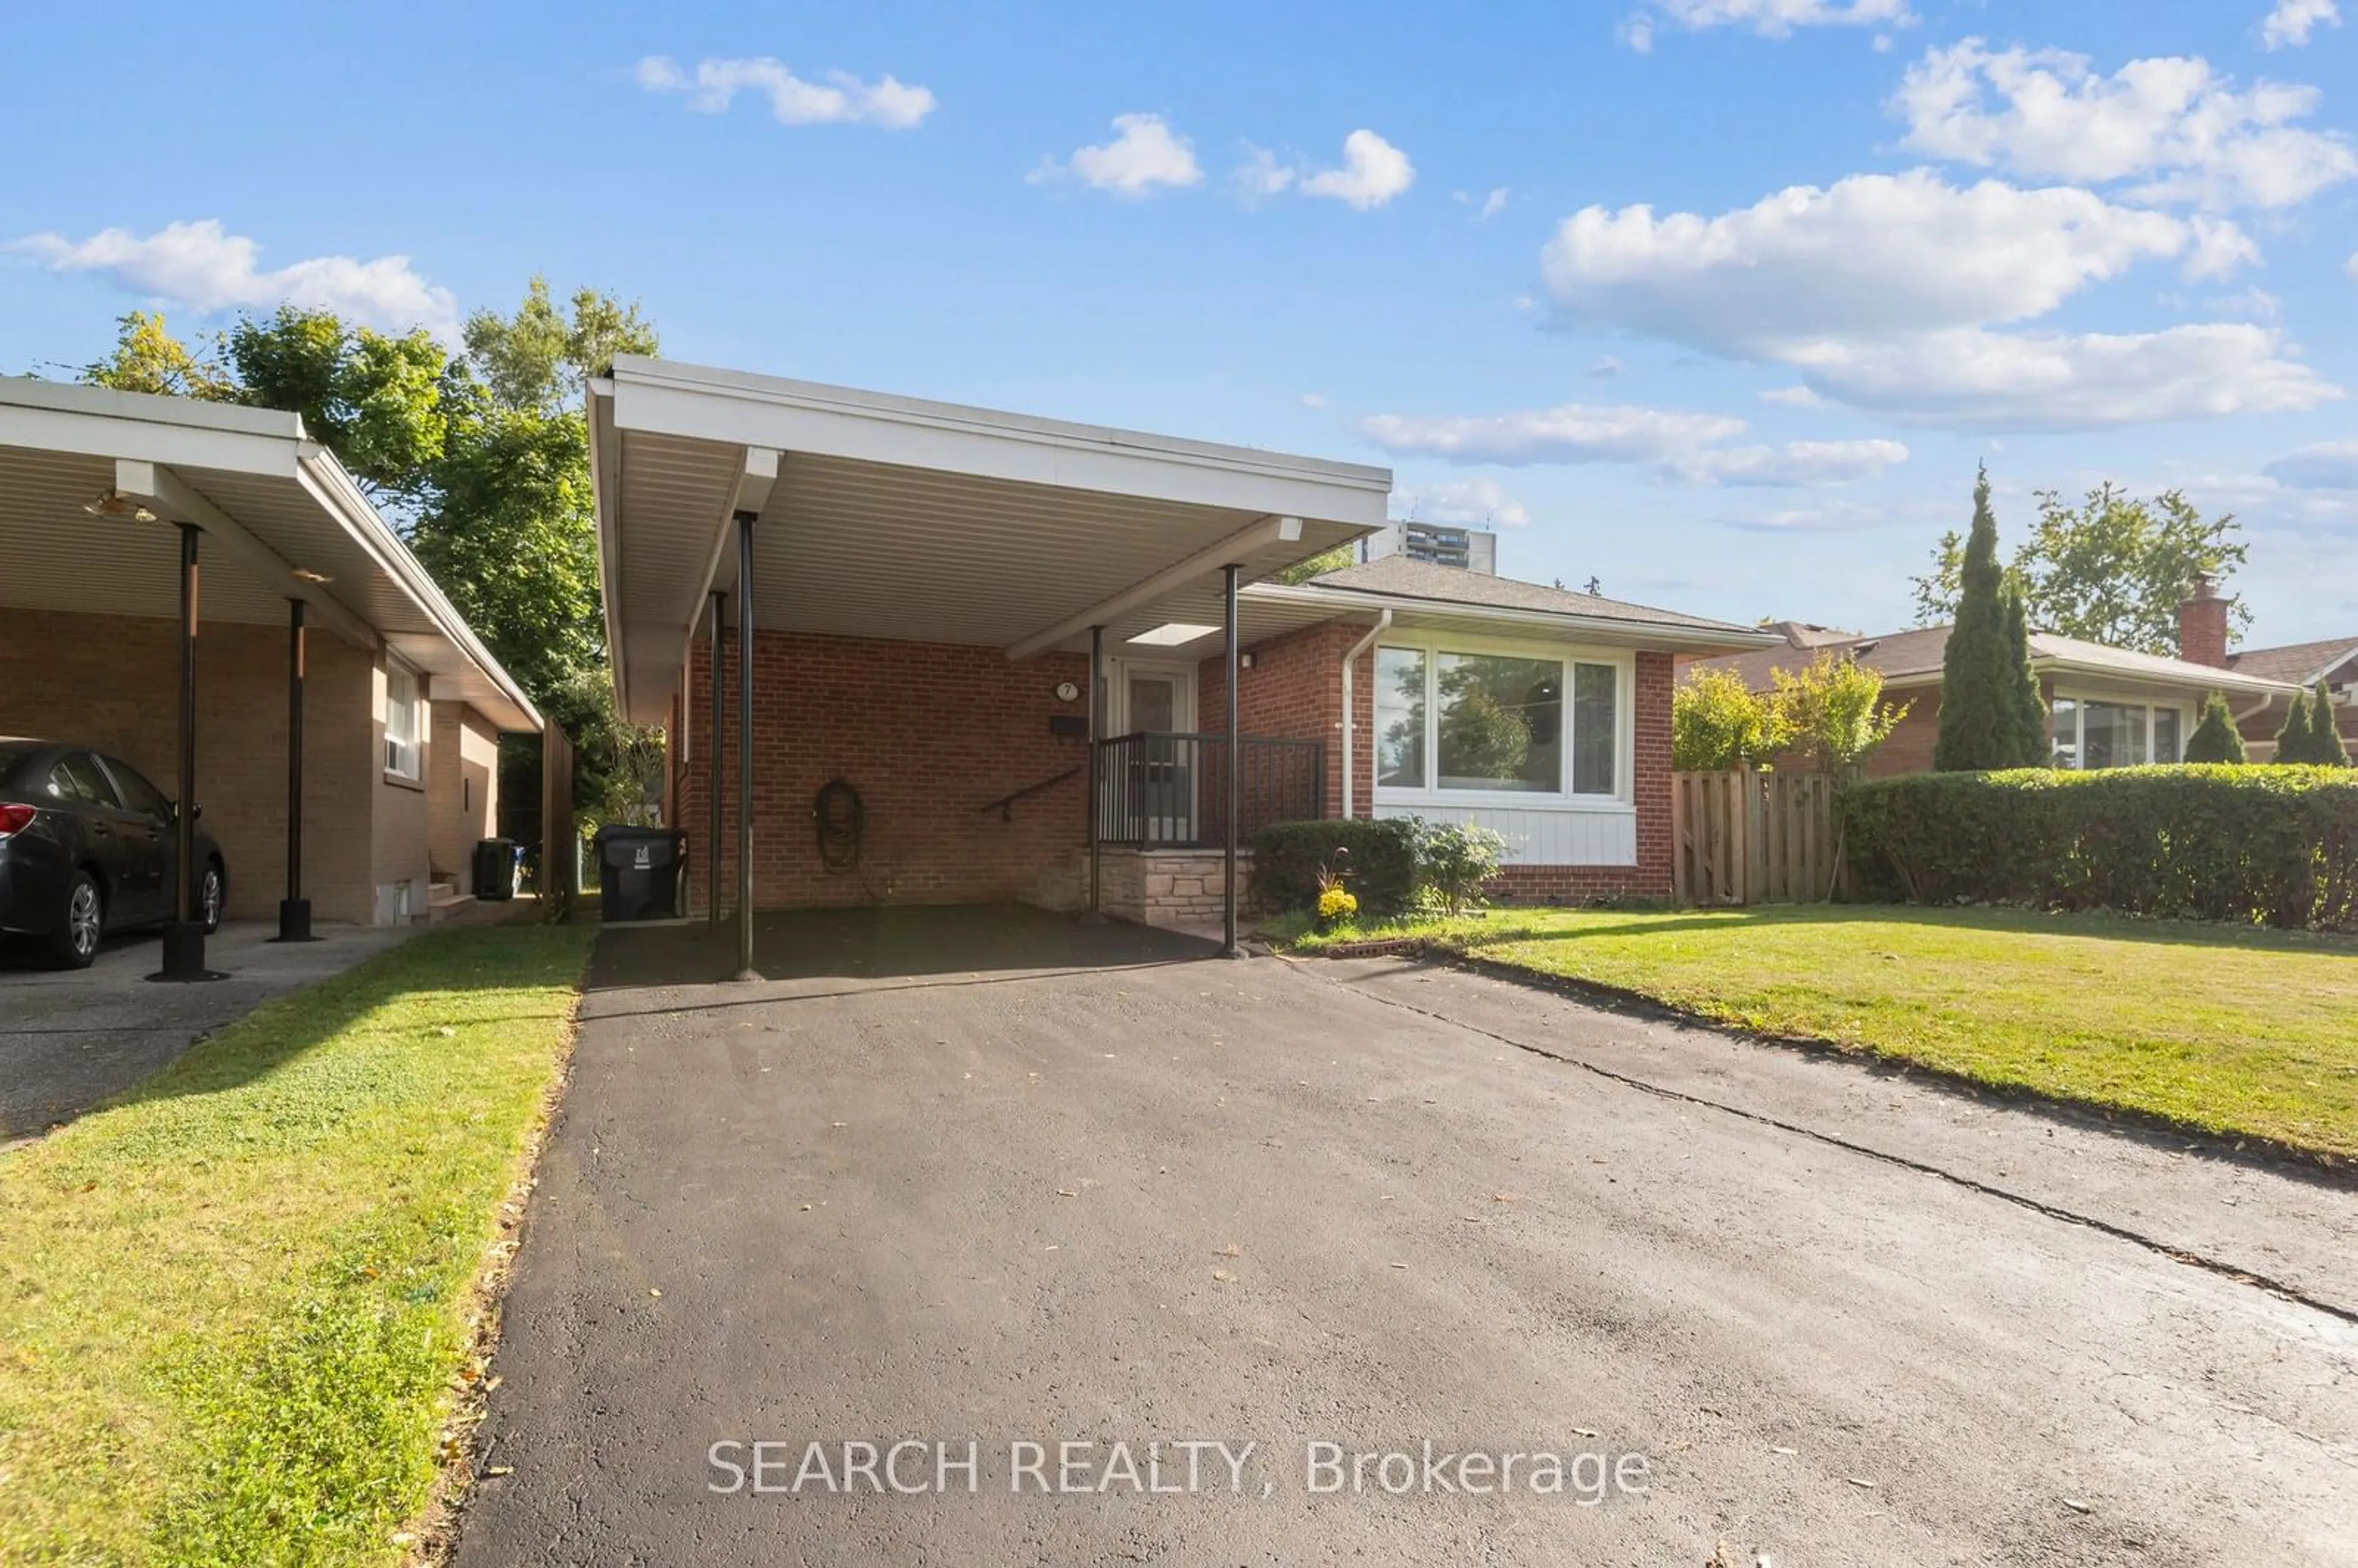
[2220,635,2358,759]
[1691,580,2300,775]
[594,357,1767,944]
[0,379,543,942]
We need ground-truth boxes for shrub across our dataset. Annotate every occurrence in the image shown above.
[1252,818,1420,914]
[2310,680,2350,768]
[1673,668,1788,771]
[1842,766,2358,929]
[1415,820,1506,915]
[2182,691,2247,764]
[2277,689,2315,764]
[1769,653,1910,775]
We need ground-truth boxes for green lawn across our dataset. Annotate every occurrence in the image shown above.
[0,921,595,1566]
[1290,904,2358,1161]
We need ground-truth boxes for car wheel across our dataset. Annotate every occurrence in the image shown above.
[49,871,103,969]
[200,860,225,935]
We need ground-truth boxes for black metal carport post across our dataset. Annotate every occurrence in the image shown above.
[273,597,314,942]
[1084,623,1105,923]
[731,511,758,982]
[1221,563,1242,958]
[707,589,725,931]
[154,520,218,981]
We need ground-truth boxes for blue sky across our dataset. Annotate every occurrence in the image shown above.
[5,0,2356,648]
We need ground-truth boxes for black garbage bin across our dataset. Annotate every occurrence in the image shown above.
[472,837,518,901]
[595,826,687,922]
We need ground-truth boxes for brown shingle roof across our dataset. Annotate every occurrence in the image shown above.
[1694,622,2300,696]
[2227,636,2358,687]
[1306,554,1755,634]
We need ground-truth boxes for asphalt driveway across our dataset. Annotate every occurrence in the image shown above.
[457,906,2358,1567]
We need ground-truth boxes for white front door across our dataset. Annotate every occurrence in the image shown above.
[1112,663,1197,842]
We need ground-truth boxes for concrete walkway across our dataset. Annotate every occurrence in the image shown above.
[456,908,2358,1567]
[0,918,408,1139]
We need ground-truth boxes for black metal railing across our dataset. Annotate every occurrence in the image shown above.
[979,764,1083,821]
[1092,732,1324,848]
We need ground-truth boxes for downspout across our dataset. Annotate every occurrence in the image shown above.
[1338,610,1392,820]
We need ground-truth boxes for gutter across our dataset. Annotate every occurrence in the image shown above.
[1247,581,1776,653]
[1339,610,1392,820]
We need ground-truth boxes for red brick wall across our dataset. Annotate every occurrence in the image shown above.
[678,631,1090,910]
[1196,619,1373,818]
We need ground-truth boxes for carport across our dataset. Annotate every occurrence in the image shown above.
[0,379,543,976]
[588,357,1391,969]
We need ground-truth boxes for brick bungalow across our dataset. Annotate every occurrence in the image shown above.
[590,357,1766,960]
[2221,635,2358,759]
[0,379,545,961]
[1691,581,2298,775]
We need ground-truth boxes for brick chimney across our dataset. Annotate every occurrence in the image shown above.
[2178,573,2229,667]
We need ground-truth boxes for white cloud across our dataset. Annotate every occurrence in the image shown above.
[1363,400,1904,486]
[1301,130,1415,209]
[634,55,933,128]
[1299,392,1329,408]
[1785,323,2340,429]
[12,219,459,340]
[1537,169,2332,428]
[1621,0,1913,48]
[2185,215,2262,279]
[1361,402,1745,464]
[1479,187,1509,220]
[1393,478,1535,527]
[1544,171,2190,353]
[1035,114,1202,195]
[2262,0,2341,49]
[2265,439,2358,487]
[1234,145,1295,201]
[1889,41,2356,210]
[1760,384,1823,406]
[1664,438,1910,486]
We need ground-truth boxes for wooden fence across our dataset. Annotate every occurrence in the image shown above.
[1670,767,1837,906]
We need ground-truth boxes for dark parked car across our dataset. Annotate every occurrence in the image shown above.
[0,739,225,968]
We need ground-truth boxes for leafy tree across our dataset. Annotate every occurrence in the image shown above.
[1934,468,2047,771]
[1769,653,1909,776]
[2309,680,2349,767]
[79,311,233,398]
[2275,686,2314,764]
[1911,482,2247,656]
[224,309,450,506]
[2182,692,2248,764]
[1274,542,1356,584]
[1673,667,1790,771]
[69,289,661,824]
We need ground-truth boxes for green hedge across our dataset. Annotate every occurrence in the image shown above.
[1842,766,2358,929]
[1252,818,1420,914]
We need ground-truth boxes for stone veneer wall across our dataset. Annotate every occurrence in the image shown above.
[1095,846,1251,928]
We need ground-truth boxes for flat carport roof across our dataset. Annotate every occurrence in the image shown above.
[0,378,541,732]
[0,377,543,971]
[589,357,1396,969]
[588,356,1395,727]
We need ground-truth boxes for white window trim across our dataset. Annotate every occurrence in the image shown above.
[1371,628,1636,813]
[2049,688,2192,770]
[384,661,424,782]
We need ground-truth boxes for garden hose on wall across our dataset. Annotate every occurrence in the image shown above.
[814,779,864,874]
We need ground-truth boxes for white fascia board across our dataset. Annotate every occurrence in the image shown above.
[1242,582,1779,653]
[0,393,302,481]
[2034,654,2295,699]
[588,382,630,720]
[605,357,1393,527]
[295,448,545,733]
